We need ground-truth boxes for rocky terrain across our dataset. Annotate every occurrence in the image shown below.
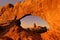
[0,0,60,40]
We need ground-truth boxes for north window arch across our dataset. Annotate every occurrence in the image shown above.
[20,14,49,29]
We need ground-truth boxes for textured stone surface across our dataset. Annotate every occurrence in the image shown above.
[0,0,60,40]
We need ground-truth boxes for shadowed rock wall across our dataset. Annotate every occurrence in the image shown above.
[0,0,60,40]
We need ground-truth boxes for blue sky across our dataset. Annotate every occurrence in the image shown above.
[0,0,49,29]
[0,0,23,6]
[21,15,49,29]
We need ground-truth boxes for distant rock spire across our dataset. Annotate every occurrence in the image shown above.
[33,23,38,30]
[34,23,36,28]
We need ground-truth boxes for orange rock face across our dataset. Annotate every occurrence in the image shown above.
[0,0,60,40]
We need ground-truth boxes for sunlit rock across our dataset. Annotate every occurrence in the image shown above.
[0,0,60,40]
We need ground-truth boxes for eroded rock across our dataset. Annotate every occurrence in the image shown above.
[0,0,60,40]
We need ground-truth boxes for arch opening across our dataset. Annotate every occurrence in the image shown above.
[19,14,50,33]
[20,14,49,29]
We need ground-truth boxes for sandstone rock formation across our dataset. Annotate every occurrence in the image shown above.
[0,0,60,40]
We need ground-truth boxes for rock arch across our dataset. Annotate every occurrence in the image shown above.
[0,0,60,40]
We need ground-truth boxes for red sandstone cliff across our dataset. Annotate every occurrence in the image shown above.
[0,0,60,40]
